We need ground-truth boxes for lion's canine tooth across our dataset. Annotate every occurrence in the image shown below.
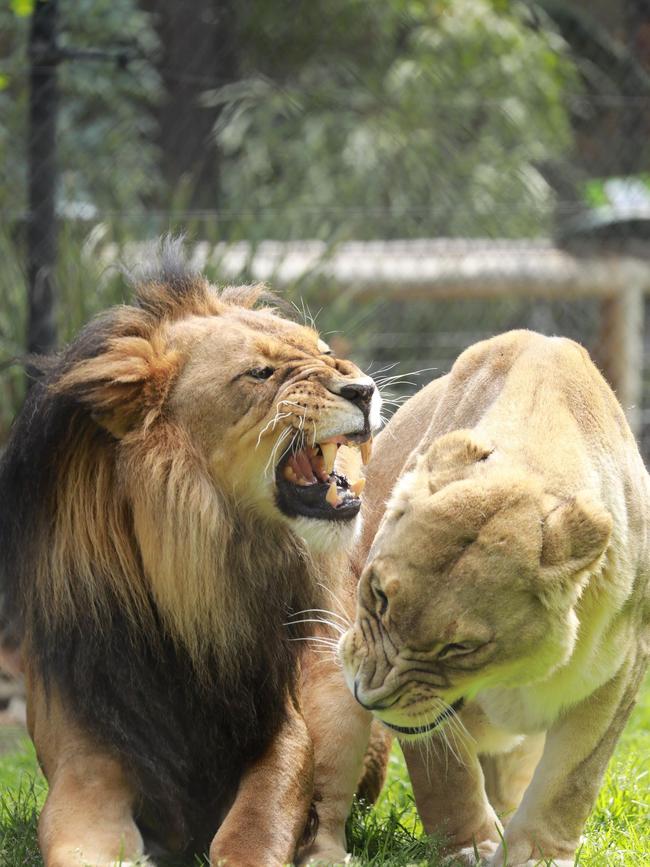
[360,438,373,465]
[350,478,366,496]
[321,442,338,475]
[326,480,339,508]
[284,465,297,482]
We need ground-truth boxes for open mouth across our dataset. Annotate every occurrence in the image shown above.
[382,699,465,736]
[275,435,372,522]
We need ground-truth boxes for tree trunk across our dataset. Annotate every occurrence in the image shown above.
[26,0,59,365]
[143,0,238,211]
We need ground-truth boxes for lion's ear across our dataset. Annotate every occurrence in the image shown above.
[540,492,612,581]
[55,335,181,437]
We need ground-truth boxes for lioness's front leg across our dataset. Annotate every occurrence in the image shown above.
[209,696,313,867]
[489,655,646,867]
[402,737,502,864]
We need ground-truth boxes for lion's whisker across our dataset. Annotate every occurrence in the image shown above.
[284,617,346,635]
[315,580,351,621]
[256,411,291,451]
[287,637,341,649]
[289,607,351,626]
[264,427,292,478]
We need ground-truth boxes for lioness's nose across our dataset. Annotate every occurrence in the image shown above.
[354,677,393,712]
[329,378,375,412]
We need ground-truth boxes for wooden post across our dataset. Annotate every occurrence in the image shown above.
[599,286,644,437]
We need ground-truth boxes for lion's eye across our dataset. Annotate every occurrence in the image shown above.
[248,366,275,381]
[438,642,476,660]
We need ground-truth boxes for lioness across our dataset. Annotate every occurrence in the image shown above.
[340,330,650,866]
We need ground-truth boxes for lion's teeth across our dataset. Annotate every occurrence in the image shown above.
[360,438,373,465]
[321,442,338,475]
[284,465,297,482]
[350,478,366,496]
[326,481,339,508]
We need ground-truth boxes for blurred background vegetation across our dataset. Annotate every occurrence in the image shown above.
[2,0,650,445]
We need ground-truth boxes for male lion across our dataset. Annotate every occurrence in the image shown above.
[340,330,650,866]
[0,242,382,867]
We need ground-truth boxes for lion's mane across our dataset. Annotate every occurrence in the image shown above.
[0,246,318,855]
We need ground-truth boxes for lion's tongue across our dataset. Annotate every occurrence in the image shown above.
[284,447,328,486]
[282,444,365,509]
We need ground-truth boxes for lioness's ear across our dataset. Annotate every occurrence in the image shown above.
[55,335,181,438]
[540,492,612,581]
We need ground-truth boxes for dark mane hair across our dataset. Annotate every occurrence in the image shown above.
[0,242,316,855]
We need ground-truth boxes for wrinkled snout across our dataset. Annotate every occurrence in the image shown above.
[338,620,401,712]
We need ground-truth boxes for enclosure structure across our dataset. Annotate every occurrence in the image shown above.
[110,237,650,443]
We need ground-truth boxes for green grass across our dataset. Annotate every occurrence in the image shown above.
[1,679,648,866]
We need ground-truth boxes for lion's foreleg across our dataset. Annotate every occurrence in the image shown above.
[209,696,313,867]
[29,680,146,867]
[296,657,373,866]
[401,735,502,863]
[488,651,647,867]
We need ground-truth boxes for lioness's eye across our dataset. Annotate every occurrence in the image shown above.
[438,642,476,659]
[248,366,275,380]
[373,585,389,616]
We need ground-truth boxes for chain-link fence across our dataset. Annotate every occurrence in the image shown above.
[2,0,650,456]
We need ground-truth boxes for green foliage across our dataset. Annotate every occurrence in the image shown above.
[10,0,34,17]
[0,0,161,216]
[0,0,580,435]
[208,0,575,240]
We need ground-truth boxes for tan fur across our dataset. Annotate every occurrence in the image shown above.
[340,331,650,866]
[18,272,380,866]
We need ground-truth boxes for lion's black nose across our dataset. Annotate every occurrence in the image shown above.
[339,381,374,411]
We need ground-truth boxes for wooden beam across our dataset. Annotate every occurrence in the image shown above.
[179,239,650,301]
[599,287,645,436]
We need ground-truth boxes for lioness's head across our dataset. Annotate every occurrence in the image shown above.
[340,431,612,739]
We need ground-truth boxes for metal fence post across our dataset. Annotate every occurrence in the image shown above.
[26,0,59,366]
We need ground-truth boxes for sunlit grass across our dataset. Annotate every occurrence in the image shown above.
[0,679,647,865]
